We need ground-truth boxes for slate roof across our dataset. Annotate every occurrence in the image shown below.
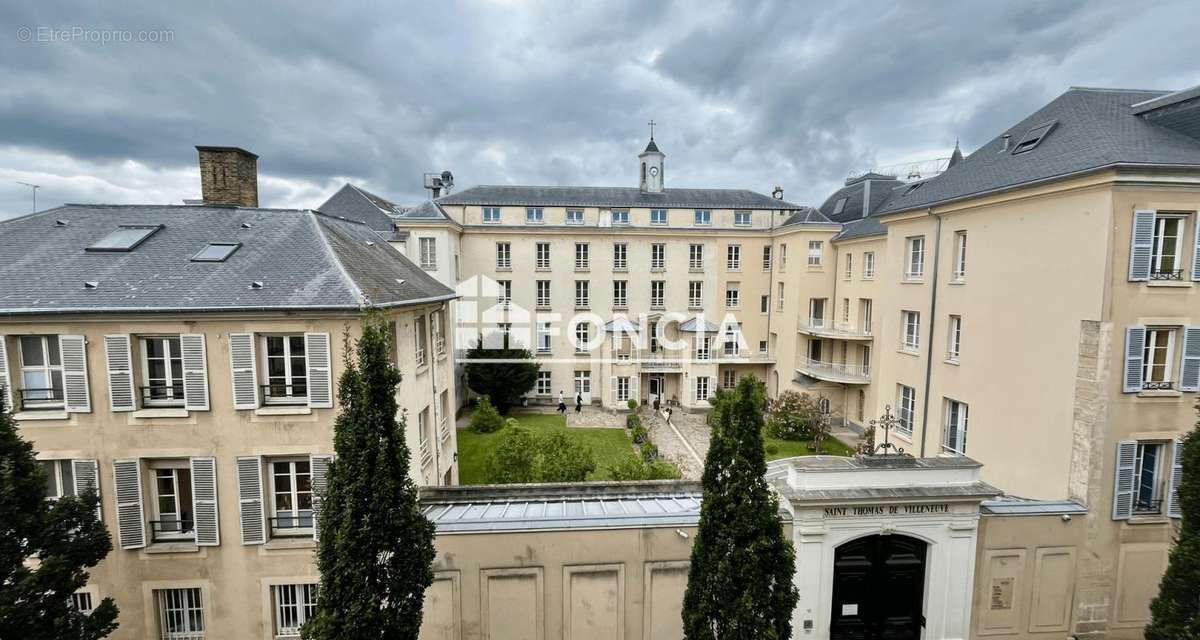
[396,199,455,222]
[317,183,403,232]
[831,216,886,242]
[435,184,802,210]
[818,175,904,223]
[643,138,662,154]
[778,207,836,227]
[0,204,455,315]
[879,87,1200,214]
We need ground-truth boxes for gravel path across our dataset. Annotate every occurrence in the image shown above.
[644,410,709,479]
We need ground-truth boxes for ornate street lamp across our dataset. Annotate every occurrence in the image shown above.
[869,404,906,456]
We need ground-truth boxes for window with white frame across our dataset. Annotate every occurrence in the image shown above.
[566,209,584,224]
[1151,213,1187,279]
[844,254,853,280]
[688,281,703,308]
[535,242,550,269]
[574,322,591,352]
[695,376,711,401]
[270,458,313,535]
[863,251,875,279]
[613,243,628,270]
[807,241,822,266]
[141,336,184,406]
[725,283,740,308]
[156,587,204,640]
[495,242,511,269]
[777,282,785,310]
[861,345,871,374]
[612,209,630,225]
[905,236,925,279]
[832,197,847,216]
[901,311,920,351]
[613,280,628,308]
[651,243,665,269]
[616,376,631,402]
[17,335,64,408]
[536,371,552,396]
[727,244,741,270]
[760,295,769,314]
[71,591,94,615]
[689,244,704,269]
[262,335,308,403]
[953,231,967,280]
[575,243,589,269]
[433,310,446,357]
[694,335,711,361]
[723,370,736,388]
[575,280,589,307]
[723,325,740,356]
[948,315,962,362]
[419,237,437,270]
[482,207,501,223]
[150,461,194,542]
[41,459,76,499]
[780,243,787,269]
[272,583,317,639]
[759,340,769,354]
[860,299,873,334]
[495,280,511,307]
[537,322,552,354]
[762,246,772,270]
[650,281,665,308]
[415,316,430,368]
[651,209,668,225]
[809,298,826,328]
[1143,327,1176,388]
[896,385,916,435]
[734,210,751,226]
[525,207,544,223]
[1134,441,1169,514]
[942,399,969,455]
[536,280,551,308]
[418,408,432,466]
[694,209,711,225]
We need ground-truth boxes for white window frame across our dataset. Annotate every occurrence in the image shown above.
[272,583,317,639]
[953,231,967,280]
[156,587,204,640]
[896,385,915,435]
[863,251,875,279]
[575,280,590,308]
[418,237,437,271]
[695,376,711,402]
[947,315,962,362]
[689,244,704,270]
[688,281,703,308]
[650,281,665,309]
[575,243,590,269]
[613,280,628,308]
[760,295,769,314]
[495,280,512,307]
[261,335,309,405]
[270,457,313,536]
[482,207,501,223]
[902,311,920,351]
[536,280,551,309]
[722,370,736,388]
[725,283,740,309]
[17,335,64,408]
[574,323,591,353]
[650,209,668,225]
[734,210,751,226]
[613,243,628,270]
[694,209,711,226]
[1143,327,1177,387]
[536,371,552,396]
[1151,213,1187,277]
[727,244,741,270]
[942,399,969,455]
[42,459,76,499]
[906,236,926,279]
[762,246,772,270]
[777,282,785,311]
[525,207,544,224]
[695,336,711,361]
[612,209,630,225]
[150,461,194,542]
[809,298,826,328]
[537,322,552,354]
[1134,441,1169,514]
[616,376,631,402]
[861,299,873,334]
[71,591,94,615]
[495,242,511,269]
[780,244,787,269]
[807,241,822,266]
[844,254,853,280]
[535,242,551,269]
[140,336,185,407]
[651,243,665,269]
[566,209,584,225]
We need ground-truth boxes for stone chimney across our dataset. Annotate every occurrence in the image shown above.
[196,146,258,207]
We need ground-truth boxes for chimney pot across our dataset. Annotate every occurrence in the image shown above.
[1000,134,1011,153]
[197,146,259,207]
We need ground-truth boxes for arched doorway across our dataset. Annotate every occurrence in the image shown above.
[830,534,927,639]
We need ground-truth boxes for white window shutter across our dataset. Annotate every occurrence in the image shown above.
[179,334,209,411]
[0,335,10,412]
[71,459,101,521]
[1123,326,1146,393]
[1128,210,1156,281]
[310,454,332,542]
[103,335,135,412]
[609,376,617,404]
[190,457,219,546]
[59,335,91,413]
[112,459,146,549]
[235,456,266,545]
[1112,440,1137,520]
[1180,327,1200,392]
[1193,212,1200,281]
[630,376,639,405]
[305,333,333,409]
[1167,439,1184,519]
[228,333,260,410]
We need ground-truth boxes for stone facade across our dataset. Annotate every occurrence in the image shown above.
[197,145,259,207]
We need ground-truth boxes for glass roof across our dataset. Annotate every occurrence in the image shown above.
[86,225,162,252]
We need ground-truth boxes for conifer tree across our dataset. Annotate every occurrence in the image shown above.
[682,376,798,639]
[1145,401,1200,639]
[304,316,436,640]
[0,398,119,639]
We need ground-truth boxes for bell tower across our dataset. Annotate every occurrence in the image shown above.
[639,121,664,193]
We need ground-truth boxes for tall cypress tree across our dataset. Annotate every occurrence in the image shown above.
[1145,402,1200,639]
[0,399,119,639]
[682,376,798,639]
[304,316,436,640]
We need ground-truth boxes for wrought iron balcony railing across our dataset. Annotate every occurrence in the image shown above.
[269,515,313,534]
[795,357,871,384]
[140,384,185,405]
[149,519,194,543]
[16,387,64,410]
[261,383,308,402]
[1149,269,1185,281]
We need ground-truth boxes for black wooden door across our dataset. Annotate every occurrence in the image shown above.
[829,534,927,640]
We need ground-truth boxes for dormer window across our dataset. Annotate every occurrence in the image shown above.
[832,198,848,215]
[1011,120,1057,155]
[191,242,240,262]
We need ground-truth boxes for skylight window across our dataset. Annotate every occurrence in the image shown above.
[902,182,924,196]
[86,225,163,252]
[1011,120,1057,155]
[832,197,848,215]
[191,242,241,262]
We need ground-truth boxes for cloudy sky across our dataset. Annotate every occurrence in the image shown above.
[1,1,1198,219]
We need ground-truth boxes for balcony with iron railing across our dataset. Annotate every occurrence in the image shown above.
[149,519,194,543]
[140,383,185,406]
[15,387,64,411]
[420,439,433,467]
[794,357,871,384]
[435,336,446,358]
[438,417,450,443]
[269,514,313,536]
[797,316,873,341]
[1150,268,1186,281]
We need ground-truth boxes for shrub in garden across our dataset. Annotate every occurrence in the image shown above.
[484,424,537,483]
[632,425,649,444]
[626,413,642,430]
[765,443,779,455]
[537,431,597,482]
[469,396,504,434]
[765,390,822,440]
[607,457,682,481]
[627,399,639,411]
[640,442,659,462]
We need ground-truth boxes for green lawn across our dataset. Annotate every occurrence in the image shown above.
[763,433,856,461]
[457,413,642,484]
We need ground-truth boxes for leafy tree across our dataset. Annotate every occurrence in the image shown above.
[469,396,504,433]
[537,431,596,482]
[1146,401,1200,639]
[765,390,822,440]
[683,376,798,639]
[463,339,539,414]
[0,398,119,640]
[304,316,435,640]
[484,424,538,484]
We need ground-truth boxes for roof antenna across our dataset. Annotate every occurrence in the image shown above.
[15,181,39,214]
[1000,134,1011,153]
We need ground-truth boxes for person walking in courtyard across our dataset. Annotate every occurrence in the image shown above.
[557,390,567,415]
[575,392,583,414]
